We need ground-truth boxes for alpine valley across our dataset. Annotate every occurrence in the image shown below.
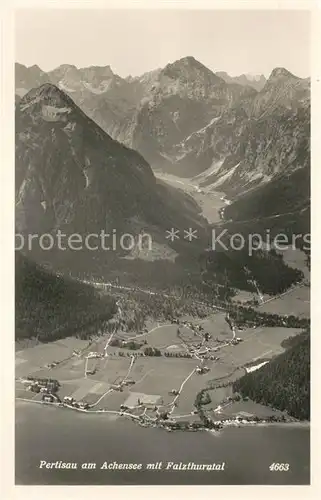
[15,57,310,453]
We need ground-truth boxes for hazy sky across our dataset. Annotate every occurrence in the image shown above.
[15,9,311,78]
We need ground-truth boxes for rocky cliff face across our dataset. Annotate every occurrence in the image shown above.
[126,57,257,173]
[182,68,310,194]
[194,105,310,197]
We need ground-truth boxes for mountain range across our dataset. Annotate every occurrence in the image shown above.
[215,72,267,92]
[15,58,310,197]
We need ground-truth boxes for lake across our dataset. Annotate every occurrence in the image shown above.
[15,401,310,485]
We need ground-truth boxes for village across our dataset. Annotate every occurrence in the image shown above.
[15,303,299,432]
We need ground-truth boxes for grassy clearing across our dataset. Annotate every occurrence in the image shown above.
[257,286,310,317]
[15,300,307,424]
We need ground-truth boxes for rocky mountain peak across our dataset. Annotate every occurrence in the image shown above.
[174,55,199,66]
[55,63,78,72]
[29,64,42,71]
[162,56,223,83]
[15,62,50,96]
[80,65,113,77]
[19,83,73,108]
[268,67,297,82]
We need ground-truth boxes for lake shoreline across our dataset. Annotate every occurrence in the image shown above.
[16,398,310,433]
[15,400,310,485]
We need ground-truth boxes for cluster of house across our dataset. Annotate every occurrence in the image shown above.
[87,351,104,359]
[110,383,123,392]
[63,396,89,410]
[189,345,214,358]
[230,337,243,345]
[22,376,60,392]
[122,379,135,387]
[109,378,135,392]
[21,376,61,403]
[196,365,210,375]
[118,401,163,421]
[162,420,205,431]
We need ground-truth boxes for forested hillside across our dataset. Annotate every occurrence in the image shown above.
[201,248,304,296]
[16,253,116,342]
[223,166,310,247]
[233,330,310,420]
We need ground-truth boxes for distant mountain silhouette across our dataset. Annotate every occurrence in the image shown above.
[216,71,267,91]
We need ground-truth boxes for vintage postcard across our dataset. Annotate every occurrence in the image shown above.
[2,0,318,496]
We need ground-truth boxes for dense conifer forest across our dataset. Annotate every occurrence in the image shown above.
[233,330,310,420]
[202,248,304,295]
[15,253,116,342]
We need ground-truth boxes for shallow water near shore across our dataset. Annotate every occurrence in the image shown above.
[15,401,310,485]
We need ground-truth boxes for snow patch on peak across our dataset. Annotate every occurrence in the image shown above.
[184,116,221,143]
[83,80,112,94]
[58,81,76,93]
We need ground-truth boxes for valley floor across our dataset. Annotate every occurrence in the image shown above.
[15,304,305,430]
[155,172,226,224]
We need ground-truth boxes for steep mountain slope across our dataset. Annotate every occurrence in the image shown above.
[16,83,154,234]
[16,252,116,342]
[221,166,310,253]
[127,57,257,175]
[224,166,310,222]
[125,64,309,184]
[189,69,310,195]
[250,67,309,117]
[199,108,309,197]
[15,83,208,274]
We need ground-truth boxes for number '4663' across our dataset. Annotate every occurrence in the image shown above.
[269,463,290,471]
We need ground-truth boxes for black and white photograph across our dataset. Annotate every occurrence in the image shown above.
[9,2,314,489]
